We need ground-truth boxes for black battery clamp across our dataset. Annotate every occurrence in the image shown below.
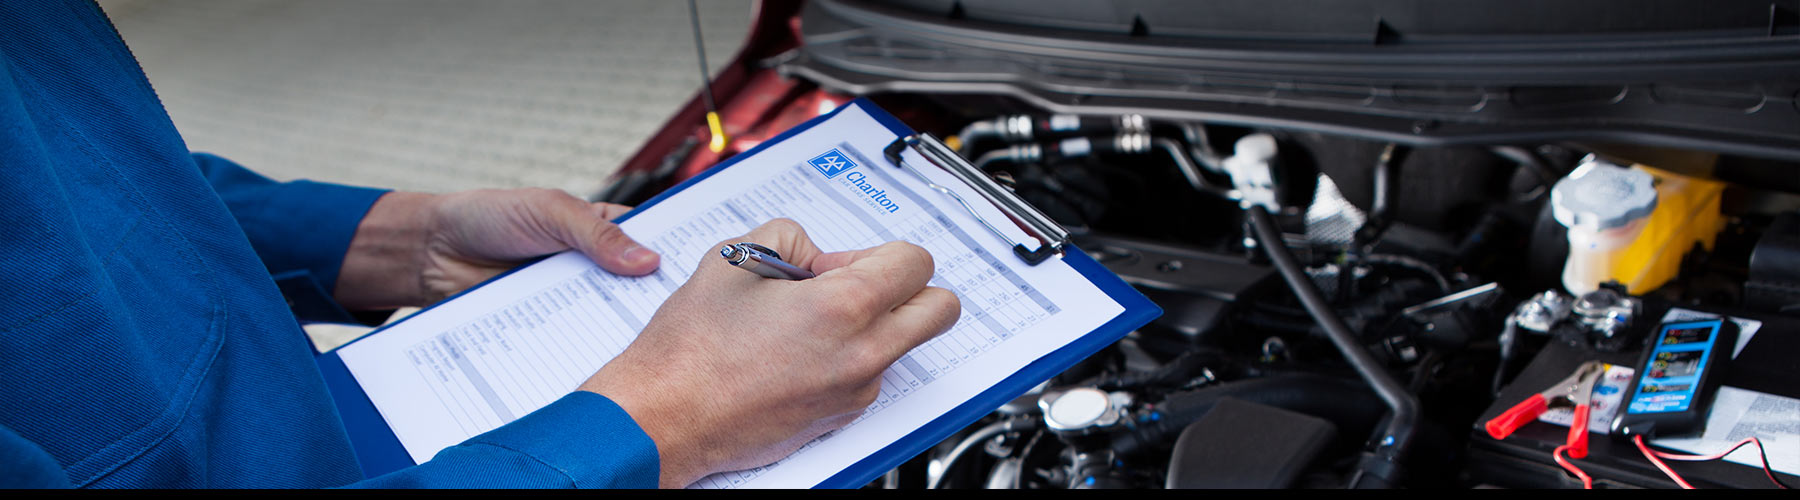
[1609,318,1739,439]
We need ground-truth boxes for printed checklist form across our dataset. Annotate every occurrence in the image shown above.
[327,100,1158,488]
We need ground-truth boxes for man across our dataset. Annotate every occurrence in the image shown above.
[0,0,957,488]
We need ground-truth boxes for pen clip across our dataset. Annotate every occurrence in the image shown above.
[734,242,782,261]
[885,133,1069,265]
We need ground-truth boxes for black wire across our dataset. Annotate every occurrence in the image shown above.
[1751,440,1796,489]
[1698,438,1793,490]
[1760,443,1796,489]
[1247,206,1420,469]
[1360,253,1452,293]
[1639,435,1795,489]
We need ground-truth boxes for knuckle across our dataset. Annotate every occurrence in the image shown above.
[837,271,883,288]
[761,218,810,254]
[525,187,565,200]
[883,240,930,262]
[924,287,962,321]
[910,244,936,270]
[743,218,801,244]
[826,341,883,383]
[850,288,891,318]
[592,201,633,216]
[590,218,627,244]
[820,281,885,319]
[851,344,892,379]
[472,187,508,199]
[880,241,934,278]
[816,296,871,327]
[854,383,883,408]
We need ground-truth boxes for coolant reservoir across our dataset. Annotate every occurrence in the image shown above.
[1551,158,1726,295]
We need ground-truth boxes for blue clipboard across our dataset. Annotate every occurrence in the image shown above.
[316,98,1162,486]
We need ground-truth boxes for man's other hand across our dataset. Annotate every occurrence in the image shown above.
[579,219,961,488]
[336,189,660,309]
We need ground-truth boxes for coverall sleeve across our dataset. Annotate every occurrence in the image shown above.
[192,154,665,488]
[0,390,663,488]
[345,391,663,488]
[189,152,669,489]
[191,152,388,306]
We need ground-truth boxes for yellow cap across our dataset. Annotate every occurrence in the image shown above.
[943,135,963,152]
[706,111,729,153]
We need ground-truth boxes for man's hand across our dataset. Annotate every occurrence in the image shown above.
[580,219,961,488]
[336,189,660,309]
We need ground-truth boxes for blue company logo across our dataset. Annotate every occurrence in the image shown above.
[808,149,857,178]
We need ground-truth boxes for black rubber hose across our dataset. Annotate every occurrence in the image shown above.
[1490,145,1561,203]
[1369,144,1407,229]
[1247,205,1420,484]
[1110,372,1387,458]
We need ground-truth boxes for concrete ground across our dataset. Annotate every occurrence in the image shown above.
[98,0,753,350]
[100,0,751,197]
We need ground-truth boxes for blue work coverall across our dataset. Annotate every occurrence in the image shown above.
[0,1,658,488]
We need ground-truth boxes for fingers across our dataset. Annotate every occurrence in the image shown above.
[811,241,936,313]
[541,191,659,275]
[696,218,825,277]
[591,202,635,221]
[735,218,825,269]
[861,286,961,362]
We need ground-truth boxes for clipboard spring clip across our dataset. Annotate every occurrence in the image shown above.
[885,133,1071,265]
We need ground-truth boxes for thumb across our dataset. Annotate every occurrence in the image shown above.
[546,196,660,275]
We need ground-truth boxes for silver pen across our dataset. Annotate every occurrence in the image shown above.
[720,242,815,280]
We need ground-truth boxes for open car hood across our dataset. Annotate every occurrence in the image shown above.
[782,0,1800,161]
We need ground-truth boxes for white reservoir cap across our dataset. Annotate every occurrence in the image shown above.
[1223,133,1280,210]
[1233,133,1278,162]
[1044,388,1111,431]
[1551,158,1658,231]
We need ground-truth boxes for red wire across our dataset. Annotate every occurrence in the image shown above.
[1554,433,1791,489]
[1633,435,1697,489]
[1645,436,1754,461]
[1633,435,1791,489]
[1553,444,1594,489]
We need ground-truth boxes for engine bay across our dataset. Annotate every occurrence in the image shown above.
[880,102,1800,489]
[607,0,1800,489]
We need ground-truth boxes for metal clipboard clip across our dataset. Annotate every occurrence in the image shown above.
[884,133,1070,265]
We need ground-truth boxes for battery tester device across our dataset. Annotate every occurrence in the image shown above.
[1610,318,1739,439]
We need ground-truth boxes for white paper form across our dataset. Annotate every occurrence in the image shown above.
[335,104,1127,488]
[1653,387,1800,477]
